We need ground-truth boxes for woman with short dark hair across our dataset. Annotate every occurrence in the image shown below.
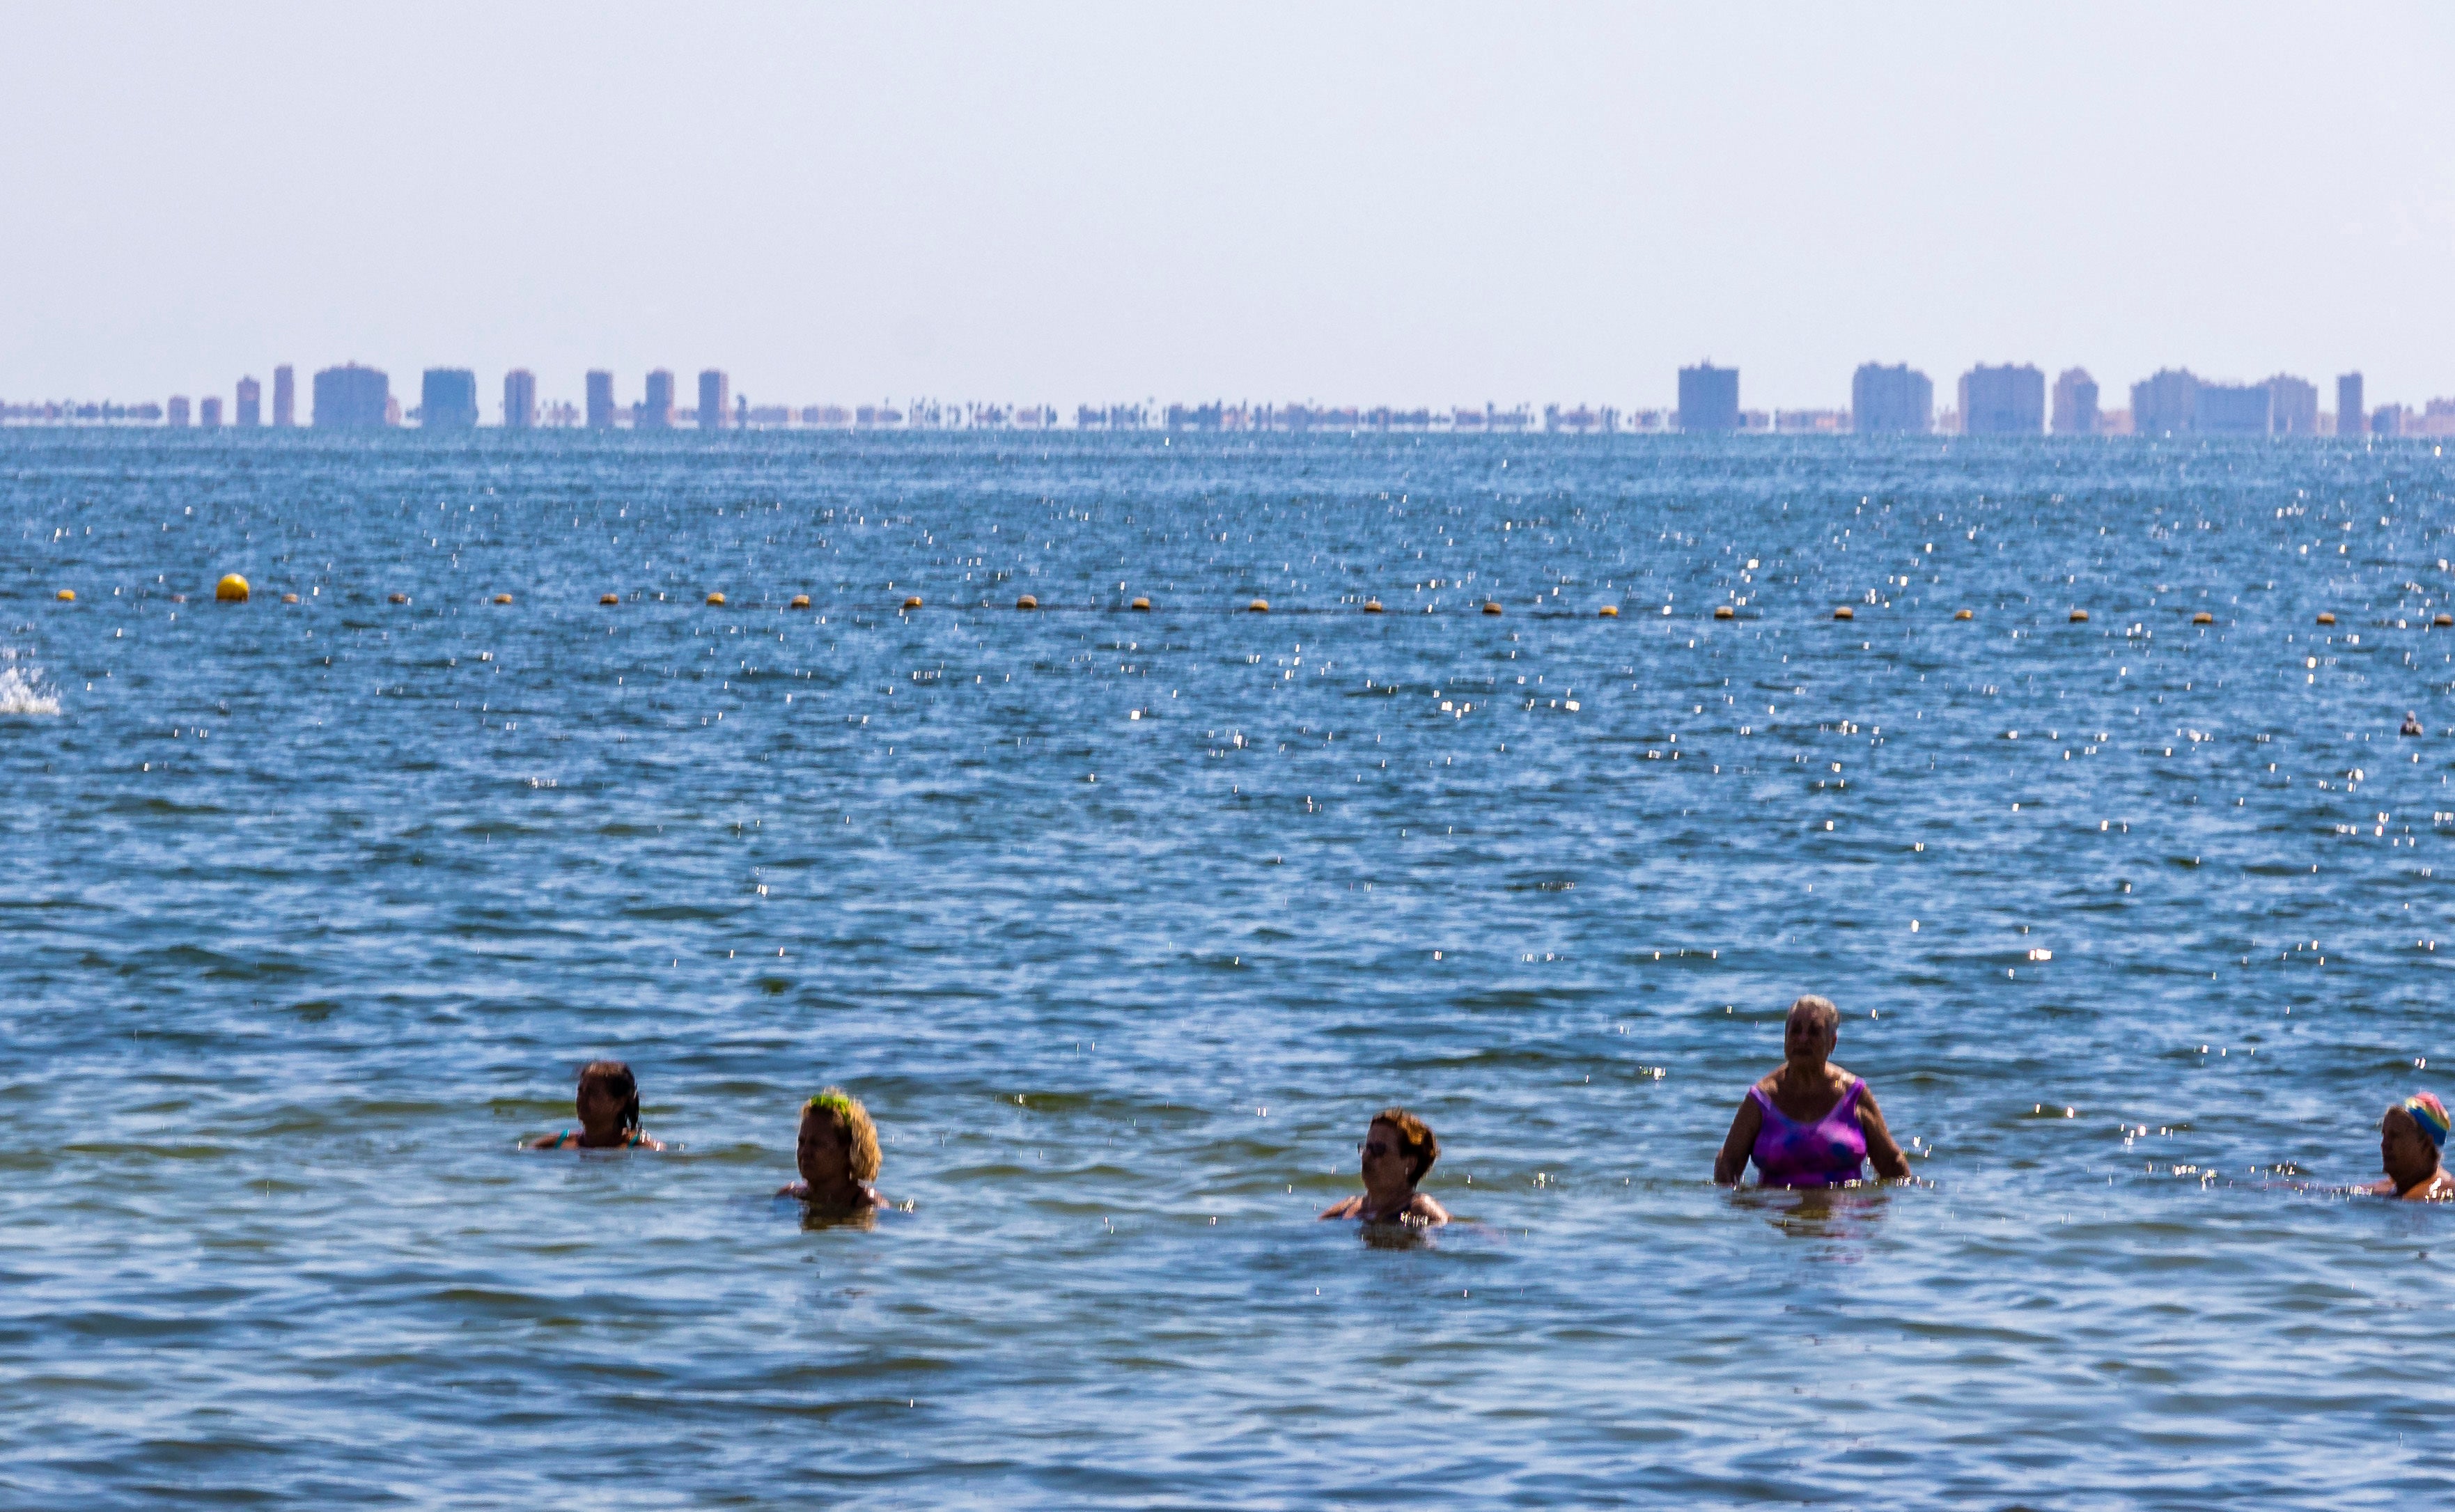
[1713,995,1908,1187]
[1321,1107,1449,1225]
[529,1060,665,1151]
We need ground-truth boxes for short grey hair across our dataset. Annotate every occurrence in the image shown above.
[1787,995,1840,1034]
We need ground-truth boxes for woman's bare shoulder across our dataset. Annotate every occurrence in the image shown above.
[1319,1195,1364,1219]
[1408,1192,1451,1225]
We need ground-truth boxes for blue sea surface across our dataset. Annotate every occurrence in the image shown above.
[5,429,2455,1509]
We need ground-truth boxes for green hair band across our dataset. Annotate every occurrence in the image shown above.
[806,1091,855,1116]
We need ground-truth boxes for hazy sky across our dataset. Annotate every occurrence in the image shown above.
[4,2,2452,412]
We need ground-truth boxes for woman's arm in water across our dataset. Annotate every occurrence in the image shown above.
[1713,1093,1763,1185]
[1855,1086,1912,1180]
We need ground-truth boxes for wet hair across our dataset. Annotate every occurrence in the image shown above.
[803,1088,882,1181]
[577,1059,640,1135]
[1372,1107,1440,1186]
[1788,995,1841,1037]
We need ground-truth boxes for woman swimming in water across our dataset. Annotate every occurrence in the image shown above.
[1320,1107,1449,1225]
[779,1088,884,1213]
[2365,1092,2455,1199]
[1713,995,1910,1187]
[529,1059,666,1151]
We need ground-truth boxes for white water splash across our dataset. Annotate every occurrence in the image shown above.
[0,650,61,716]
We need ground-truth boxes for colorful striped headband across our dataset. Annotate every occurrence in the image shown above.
[2403,1092,2450,1150]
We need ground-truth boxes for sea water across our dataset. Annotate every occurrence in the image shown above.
[3,429,2453,1508]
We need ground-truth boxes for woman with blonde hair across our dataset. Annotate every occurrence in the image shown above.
[779,1088,883,1213]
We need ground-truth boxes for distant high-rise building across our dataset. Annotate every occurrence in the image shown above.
[2051,368,2099,435]
[1676,363,1740,432]
[199,396,223,428]
[166,396,191,427]
[1958,364,2045,435]
[2131,369,2199,437]
[641,370,675,428]
[503,369,537,429]
[2337,373,2364,439]
[1850,363,1931,435]
[698,369,729,430]
[2373,404,2403,438]
[313,364,392,428]
[272,365,295,428]
[235,376,261,428]
[421,368,479,430]
[2195,383,2271,436]
[586,371,616,429]
[2266,375,2318,437]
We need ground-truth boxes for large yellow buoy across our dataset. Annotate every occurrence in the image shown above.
[1130,597,1151,611]
[1713,605,1734,620]
[1482,601,1503,616]
[1834,605,1855,621]
[1249,598,1270,613]
[216,573,250,602]
[2069,609,2089,622]
[2438,614,2453,628]
[1598,605,1617,618]
[55,589,75,601]
[1016,593,1038,610]
[789,594,811,609]
[1363,599,1385,614]
[1954,608,1973,620]
[707,591,726,607]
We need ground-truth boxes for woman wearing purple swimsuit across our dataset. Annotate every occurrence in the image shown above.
[1713,995,1910,1187]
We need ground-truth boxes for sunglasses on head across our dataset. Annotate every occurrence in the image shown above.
[1359,1140,1396,1159]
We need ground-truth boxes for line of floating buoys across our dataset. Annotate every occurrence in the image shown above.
[1834,606,1854,621]
[1482,601,1503,616]
[56,589,75,601]
[1954,608,1973,620]
[1713,605,1734,619]
[2192,611,2214,624]
[601,593,620,605]
[706,591,726,606]
[2070,609,2088,622]
[790,594,811,609]
[492,593,514,605]
[1016,594,1038,610]
[389,593,410,605]
[1364,599,1384,613]
[1598,605,1617,617]
[1131,597,1151,611]
[216,574,249,602]
[2316,611,2336,625]
[1249,598,1269,613]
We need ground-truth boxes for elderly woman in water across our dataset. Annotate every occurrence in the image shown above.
[1320,1107,1449,1225]
[1713,995,1910,1187]
[2366,1092,2455,1199]
[779,1088,885,1213]
[527,1059,667,1151]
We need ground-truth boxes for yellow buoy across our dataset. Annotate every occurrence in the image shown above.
[1249,598,1270,613]
[1954,608,1973,620]
[903,595,923,610]
[493,593,513,605]
[1364,599,1385,614]
[1482,601,1503,616]
[2437,614,2452,628]
[1834,606,1854,621]
[600,593,620,605]
[1130,597,1151,611]
[1016,594,1038,610]
[389,592,409,605]
[2069,609,2089,622]
[281,592,300,605]
[789,594,811,609]
[707,591,726,606]
[216,573,250,602]
[1713,605,1734,620]
[55,589,74,601]
[2316,611,2336,625]
[2192,611,2213,625]
[1599,605,1619,618]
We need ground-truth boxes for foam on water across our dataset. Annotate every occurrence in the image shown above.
[0,649,60,715]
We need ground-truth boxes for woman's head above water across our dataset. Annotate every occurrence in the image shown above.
[1322,1106,1449,1226]
[2379,1092,2450,1194]
[578,1060,640,1134]
[794,1088,882,1200]
[1783,995,1841,1067]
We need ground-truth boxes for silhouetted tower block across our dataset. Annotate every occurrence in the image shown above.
[421,369,479,430]
[313,364,391,428]
[2265,375,2318,436]
[2337,373,2364,438]
[272,366,295,427]
[698,370,729,430]
[1958,364,2045,435]
[1851,363,1932,435]
[504,370,537,429]
[586,371,616,428]
[1677,364,1740,432]
[235,376,262,428]
[2131,369,2198,437]
[641,370,675,428]
[2051,369,2098,435]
